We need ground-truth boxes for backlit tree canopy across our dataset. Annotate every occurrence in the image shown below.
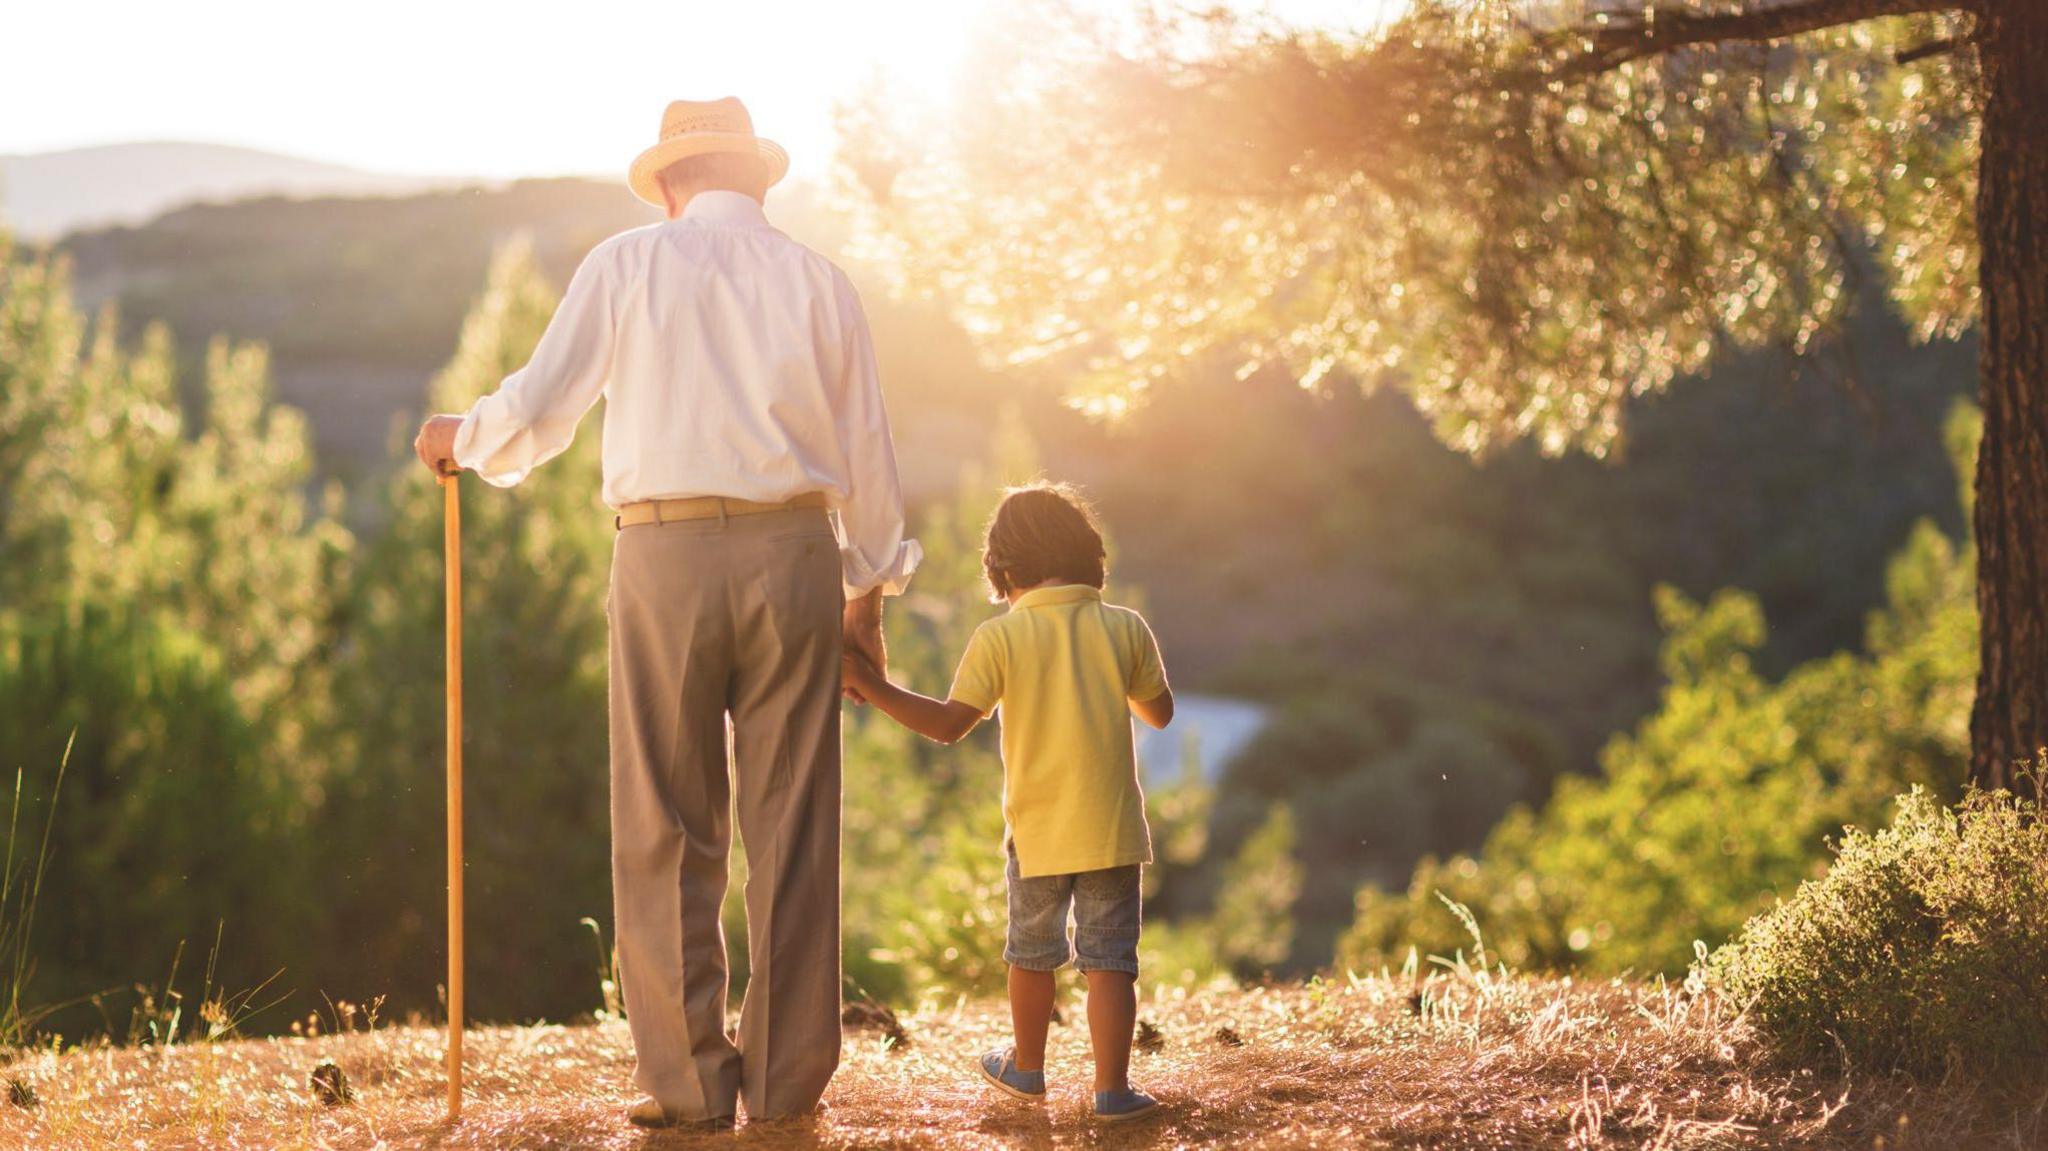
[845,2,1974,452]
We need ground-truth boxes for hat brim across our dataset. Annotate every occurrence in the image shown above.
[628,134,789,206]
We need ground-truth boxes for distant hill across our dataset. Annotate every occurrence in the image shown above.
[0,141,441,240]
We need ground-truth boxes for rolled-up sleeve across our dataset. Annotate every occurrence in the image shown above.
[828,270,922,599]
[452,251,615,487]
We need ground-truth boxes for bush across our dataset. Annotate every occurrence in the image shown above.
[1704,785,2048,1079]
[1207,804,1304,978]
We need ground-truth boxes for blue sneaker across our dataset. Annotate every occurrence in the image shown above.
[978,1047,1046,1102]
[1094,1088,1160,1122]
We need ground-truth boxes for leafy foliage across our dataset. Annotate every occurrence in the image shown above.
[1706,784,2048,1079]
[0,236,346,1017]
[844,2,1977,454]
[1340,409,1979,976]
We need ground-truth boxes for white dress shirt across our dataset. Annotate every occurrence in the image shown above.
[452,190,921,598]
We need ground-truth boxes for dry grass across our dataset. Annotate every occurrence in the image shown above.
[0,974,2039,1150]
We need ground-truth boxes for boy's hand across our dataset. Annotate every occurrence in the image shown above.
[842,649,883,696]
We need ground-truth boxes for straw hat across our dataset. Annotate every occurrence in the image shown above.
[628,97,789,207]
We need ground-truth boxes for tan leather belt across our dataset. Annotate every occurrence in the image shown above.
[614,491,828,530]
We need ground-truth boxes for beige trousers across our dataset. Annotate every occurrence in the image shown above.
[607,505,843,1122]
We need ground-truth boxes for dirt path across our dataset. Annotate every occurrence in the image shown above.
[0,976,2015,1149]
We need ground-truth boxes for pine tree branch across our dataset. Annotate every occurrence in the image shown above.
[1550,0,1969,76]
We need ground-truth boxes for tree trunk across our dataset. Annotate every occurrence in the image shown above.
[1968,0,2048,799]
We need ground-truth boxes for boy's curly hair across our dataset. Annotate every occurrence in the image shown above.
[982,482,1107,602]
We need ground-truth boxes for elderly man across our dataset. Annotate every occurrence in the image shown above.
[413,97,919,1130]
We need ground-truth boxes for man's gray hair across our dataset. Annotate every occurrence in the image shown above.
[660,152,769,200]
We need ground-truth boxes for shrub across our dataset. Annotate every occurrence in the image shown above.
[1704,784,2048,1079]
[1207,804,1304,978]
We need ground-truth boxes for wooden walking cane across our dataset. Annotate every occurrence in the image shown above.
[440,466,465,1121]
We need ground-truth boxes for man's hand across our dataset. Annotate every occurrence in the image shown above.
[842,590,885,702]
[414,414,465,478]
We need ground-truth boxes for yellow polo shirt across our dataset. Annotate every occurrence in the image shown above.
[948,584,1168,878]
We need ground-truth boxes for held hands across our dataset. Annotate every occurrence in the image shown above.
[414,415,465,478]
[841,647,885,700]
[836,610,980,745]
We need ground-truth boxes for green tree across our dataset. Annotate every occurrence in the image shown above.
[323,244,615,1023]
[845,0,2045,794]
[0,238,348,1018]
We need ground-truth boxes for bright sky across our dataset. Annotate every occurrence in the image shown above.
[2,0,1395,180]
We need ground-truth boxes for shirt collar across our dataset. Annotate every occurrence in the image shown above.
[1010,584,1104,612]
[679,190,770,228]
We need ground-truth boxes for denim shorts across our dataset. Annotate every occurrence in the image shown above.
[1002,847,1142,977]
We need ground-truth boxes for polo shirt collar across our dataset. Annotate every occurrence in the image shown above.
[680,190,770,228]
[1011,584,1103,611]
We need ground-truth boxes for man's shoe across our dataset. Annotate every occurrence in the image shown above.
[978,1047,1047,1102]
[626,1097,735,1130]
[1093,1088,1160,1123]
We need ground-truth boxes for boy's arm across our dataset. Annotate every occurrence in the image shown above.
[1128,614,1173,730]
[844,655,985,745]
[1131,686,1174,730]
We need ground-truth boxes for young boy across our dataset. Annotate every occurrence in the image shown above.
[842,482,1174,1123]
